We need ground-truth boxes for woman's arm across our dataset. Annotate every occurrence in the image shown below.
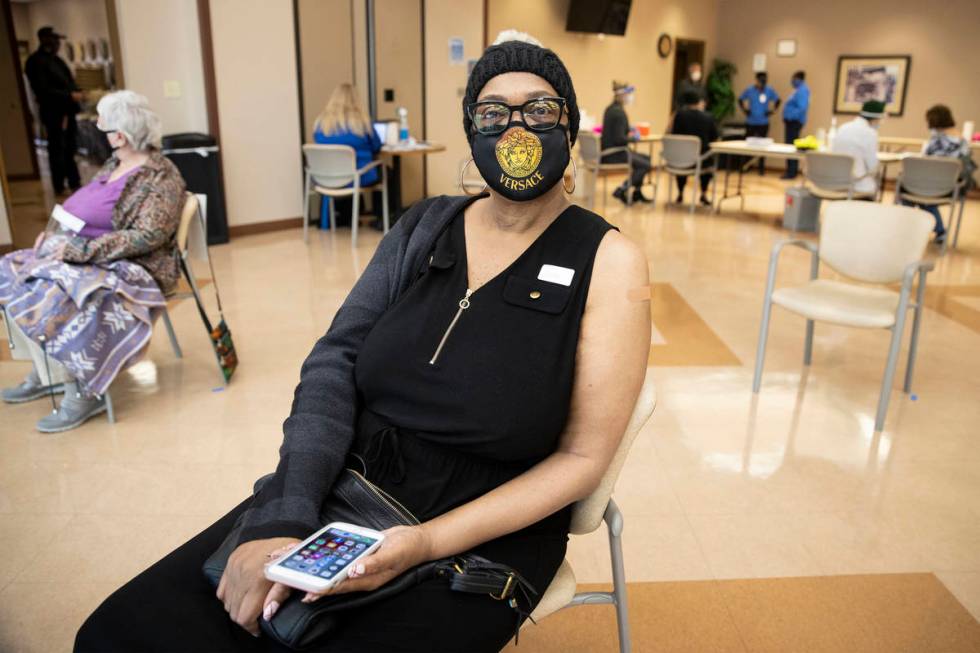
[61,171,183,263]
[328,230,651,594]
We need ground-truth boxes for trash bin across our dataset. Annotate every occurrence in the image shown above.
[783,186,821,232]
[161,133,228,244]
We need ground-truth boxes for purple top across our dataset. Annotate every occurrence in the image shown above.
[62,166,141,238]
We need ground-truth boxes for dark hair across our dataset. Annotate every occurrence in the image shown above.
[926,104,955,129]
[463,40,579,145]
[793,70,805,81]
[681,90,702,106]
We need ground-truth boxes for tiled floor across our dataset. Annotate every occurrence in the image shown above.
[1,175,979,651]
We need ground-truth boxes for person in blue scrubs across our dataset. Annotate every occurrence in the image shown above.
[781,71,809,179]
[739,71,780,174]
[313,84,383,228]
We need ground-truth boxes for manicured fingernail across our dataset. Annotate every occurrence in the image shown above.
[302,593,314,603]
[355,564,365,575]
[263,601,279,621]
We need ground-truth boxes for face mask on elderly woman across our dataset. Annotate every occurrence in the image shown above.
[468,96,571,202]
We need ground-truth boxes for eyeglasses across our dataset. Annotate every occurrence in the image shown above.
[467,97,566,135]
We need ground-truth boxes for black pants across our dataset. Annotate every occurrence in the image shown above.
[41,111,81,193]
[676,172,713,198]
[746,124,769,174]
[615,152,652,192]
[783,120,802,177]
[75,421,568,653]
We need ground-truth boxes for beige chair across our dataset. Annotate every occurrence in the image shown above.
[302,144,389,247]
[752,201,934,432]
[804,151,875,200]
[894,156,964,251]
[656,135,716,214]
[98,193,213,422]
[578,131,633,211]
[527,372,658,653]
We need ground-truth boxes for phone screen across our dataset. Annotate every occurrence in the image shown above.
[275,527,378,580]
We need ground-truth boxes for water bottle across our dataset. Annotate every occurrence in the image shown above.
[827,117,838,149]
[397,107,409,142]
[816,128,827,149]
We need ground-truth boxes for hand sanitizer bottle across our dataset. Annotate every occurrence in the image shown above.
[398,107,409,142]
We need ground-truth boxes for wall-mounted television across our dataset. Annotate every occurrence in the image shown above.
[565,0,632,36]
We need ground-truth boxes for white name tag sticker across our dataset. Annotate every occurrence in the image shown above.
[538,264,575,286]
[51,204,86,233]
[759,94,767,103]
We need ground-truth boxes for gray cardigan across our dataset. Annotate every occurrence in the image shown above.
[239,194,479,543]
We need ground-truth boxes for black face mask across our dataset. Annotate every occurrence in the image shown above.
[471,121,570,202]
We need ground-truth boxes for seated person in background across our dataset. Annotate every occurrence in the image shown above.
[670,90,719,206]
[312,84,383,227]
[602,80,652,204]
[901,104,976,244]
[0,90,184,432]
[831,100,885,198]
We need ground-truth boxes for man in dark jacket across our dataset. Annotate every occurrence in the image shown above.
[674,62,705,110]
[670,90,719,206]
[602,80,651,204]
[25,26,83,195]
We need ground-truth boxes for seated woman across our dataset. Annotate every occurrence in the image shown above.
[0,90,184,432]
[312,83,383,228]
[602,80,652,205]
[74,36,649,653]
[902,104,975,244]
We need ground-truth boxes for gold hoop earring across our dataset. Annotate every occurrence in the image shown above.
[459,158,487,196]
[563,157,577,194]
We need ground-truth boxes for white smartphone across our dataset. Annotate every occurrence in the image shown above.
[264,522,385,593]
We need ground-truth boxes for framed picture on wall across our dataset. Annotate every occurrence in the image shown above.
[834,55,911,116]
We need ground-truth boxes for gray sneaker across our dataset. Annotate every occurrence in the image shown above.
[2,369,66,404]
[36,384,106,433]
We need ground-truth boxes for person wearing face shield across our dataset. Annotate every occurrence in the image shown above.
[602,80,653,204]
[0,91,185,433]
[675,62,705,111]
[74,35,650,653]
[831,100,886,197]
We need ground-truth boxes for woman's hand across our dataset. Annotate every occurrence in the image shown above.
[216,537,299,636]
[299,525,432,603]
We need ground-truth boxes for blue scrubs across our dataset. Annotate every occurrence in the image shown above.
[739,85,780,126]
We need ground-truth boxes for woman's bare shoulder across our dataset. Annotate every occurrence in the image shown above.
[590,229,649,301]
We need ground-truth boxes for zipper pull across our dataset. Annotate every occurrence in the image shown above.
[429,289,473,365]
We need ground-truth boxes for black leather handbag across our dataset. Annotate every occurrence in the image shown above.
[202,464,537,650]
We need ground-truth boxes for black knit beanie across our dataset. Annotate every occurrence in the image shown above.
[463,40,579,145]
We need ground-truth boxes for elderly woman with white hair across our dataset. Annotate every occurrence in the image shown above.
[0,90,185,432]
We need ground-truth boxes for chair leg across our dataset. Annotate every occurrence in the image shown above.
[302,173,310,243]
[382,172,390,235]
[351,191,360,248]
[803,319,814,365]
[329,197,336,231]
[903,272,927,392]
[952,197,966,249]
[875,293,912,431]
[605,500,631,653]
[104,390,115,424]
[161,308,182,359]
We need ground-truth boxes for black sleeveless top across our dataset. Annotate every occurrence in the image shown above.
[354,202,615,467]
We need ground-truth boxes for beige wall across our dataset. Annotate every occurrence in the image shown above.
[297,0,354,136]
[375,0,424,204]
[717,0,980,139]
[11,4,30,47]
[210,0,303,226]
[487,0,720,136]
[424,0,484,197]
[114,0,208,134]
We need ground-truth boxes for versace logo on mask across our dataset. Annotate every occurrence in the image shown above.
[471,122,570,202]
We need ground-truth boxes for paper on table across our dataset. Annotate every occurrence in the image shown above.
[51,204,86,233]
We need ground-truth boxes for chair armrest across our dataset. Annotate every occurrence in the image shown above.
[902,259,935,288]
[356,160,383,174]
[603,498,624,538]
[766,239,820,293]
[697,150,716,164]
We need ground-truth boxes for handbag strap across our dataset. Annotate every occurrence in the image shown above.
[178,255,214,334]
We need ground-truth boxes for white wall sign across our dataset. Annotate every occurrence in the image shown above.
[777,39,797,57]
[753,53,767,71]
[449,37,464,65]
